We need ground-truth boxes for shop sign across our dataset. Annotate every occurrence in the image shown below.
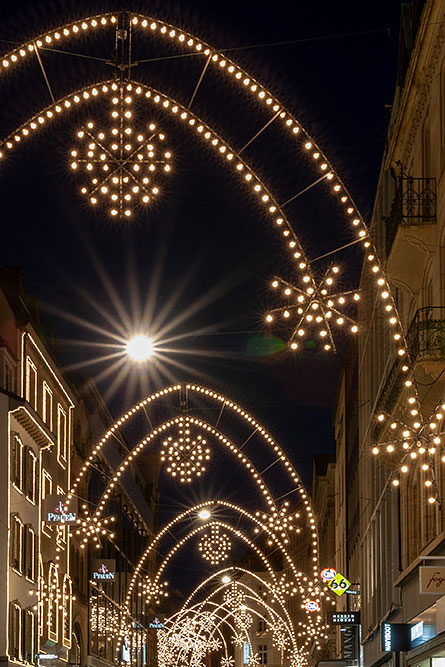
[35,655,58,660]
[381,623,411,652]
[305,600,320,612]
[320,568,337,581]
[122,637,130,663]
[43,495,77,524]
[91,559,116,581]
[148,615,165,629]
[328,611,360,625]
[243,642,250,664]
[420,567,445,594]
[327,573,351,597]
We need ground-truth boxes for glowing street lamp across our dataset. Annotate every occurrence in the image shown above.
[198,508,211,520]
[126,335,154,361]
[222,575,231,584]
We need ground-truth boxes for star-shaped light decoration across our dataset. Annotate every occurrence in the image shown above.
[265,265,359,352]
[161,416,210,483]
[248,653,261,667]
[254,501,301,544]
[74,503,116,549]
[232,635,245,649]
[139,577,169,606]
[70,82,172,218]
[371,402,445,504]
[223,583,245,610]
[221,657,235,667]
[198,525,231,564]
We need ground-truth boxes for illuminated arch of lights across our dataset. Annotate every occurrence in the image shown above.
[64,384,318,567]
[121,501,330,652]
[0,78,359,351]
[0,11,437,412]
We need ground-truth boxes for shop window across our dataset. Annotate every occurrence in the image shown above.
[62,575,72,647]
[48,563,59,641]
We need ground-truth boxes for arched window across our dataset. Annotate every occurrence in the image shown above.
[48,562,59,641]
[62,575,72,647]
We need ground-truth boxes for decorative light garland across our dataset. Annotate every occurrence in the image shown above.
[198,524,231,564]
[161,416,210,483]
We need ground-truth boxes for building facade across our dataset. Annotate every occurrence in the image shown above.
[0,269,75,665]
[335,1,445,667]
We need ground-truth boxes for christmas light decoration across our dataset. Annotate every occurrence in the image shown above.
[70,82,171,218]
[160,416,210,483]
[266,267,359,352]
[198,524,231,564]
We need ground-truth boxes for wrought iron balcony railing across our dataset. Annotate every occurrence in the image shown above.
[373,307,445,439]
[407,306,445,360]
[385,175,436,255]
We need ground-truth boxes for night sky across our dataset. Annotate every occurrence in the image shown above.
[0,0,402,489]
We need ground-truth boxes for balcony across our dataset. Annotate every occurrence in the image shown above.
[385,175,436,294]
[374,308,445,436]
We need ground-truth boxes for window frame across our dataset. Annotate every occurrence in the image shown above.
[43,381,53,431]
[25,357,37,410]
[10,514,24,575]
[57,404,67,465]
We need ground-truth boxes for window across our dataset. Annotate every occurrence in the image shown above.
[9,601,22,660]
[258,645,267,664]
[24,525,37,581]
[11,433,24,491]
[25,447,37,503]
[57,405,67,463]
[10,514,23,574]
[42,471,53,537]
[42,470,52,500]
[43,382,53,430]
[4,358,14,392]
[23,609,36,664]
[258,619,266,633]
[26,357,37,409]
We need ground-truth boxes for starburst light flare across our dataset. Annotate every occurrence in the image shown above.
[70,81,172,218]
[265,265,359,352]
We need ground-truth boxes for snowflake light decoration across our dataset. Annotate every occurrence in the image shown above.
[371,401,445,503]
[232,635,245,649]
[254,501,301,544]
[74,503,116,550]
[139,577,169,606]
[161,417,210,483]
[265,265,359,352]
[234,609,253,631]
[248,653,261,667]
[198,525,231,564]
[70,81,172,218]
[223,582,245,610]
[221,657,235,667]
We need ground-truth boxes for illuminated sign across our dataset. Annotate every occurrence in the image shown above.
[320,568,337,581]
[410,621,424,642]
[327,573,351,596]
[328,612,360,625]
[91,559,116,581]
[243,642,250,664]
[381,623,411,652]
[420,567,445,594]
[44,495,77,524]
[35,655,58,660]
[305,600,320,612]
[122,637,130,663]
[149,616,165,629]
